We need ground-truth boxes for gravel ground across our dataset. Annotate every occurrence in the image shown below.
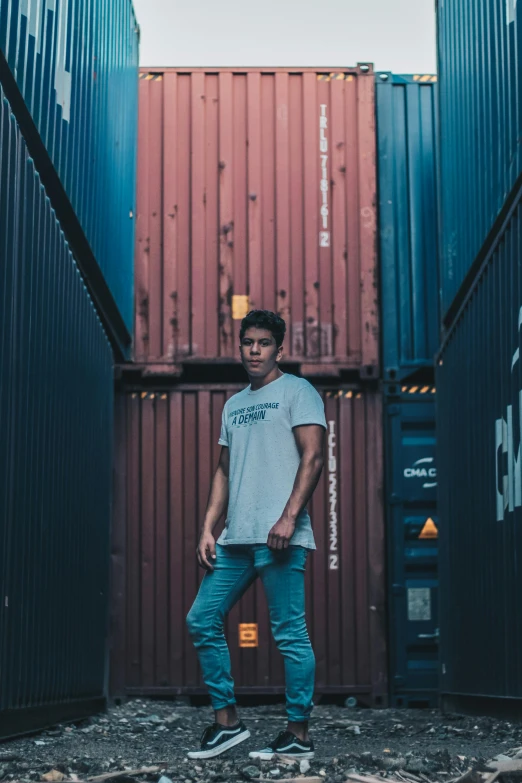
[2,699,522,783]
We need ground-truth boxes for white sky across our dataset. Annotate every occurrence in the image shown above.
[132,0,437,75]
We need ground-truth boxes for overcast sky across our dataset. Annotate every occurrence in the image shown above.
[132,0,437,74]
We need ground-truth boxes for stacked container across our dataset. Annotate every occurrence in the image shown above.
[376,73,440,705]
[436,0,522,711]
[0,2,139,737]
[133,67,379,377]
[0,0,139,347]
[112,385,387,704]
[111,65,389,706]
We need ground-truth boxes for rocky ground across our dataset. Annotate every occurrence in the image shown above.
[2,700,522,783]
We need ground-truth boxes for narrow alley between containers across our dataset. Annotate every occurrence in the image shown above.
[1,0,521,779]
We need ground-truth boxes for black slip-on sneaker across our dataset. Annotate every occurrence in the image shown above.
[187,721,250,759]
[248,730,314,760]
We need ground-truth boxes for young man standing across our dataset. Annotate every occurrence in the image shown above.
[186,310,326,760]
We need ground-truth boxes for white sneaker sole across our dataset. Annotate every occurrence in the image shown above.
[248,750,315,761]
[187,729,251,759]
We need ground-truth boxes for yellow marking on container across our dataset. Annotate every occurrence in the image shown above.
[161,394,167,400]
[421,386,430,394]
[346,391,353,398]
[141,392,147,399]
[419,518,438,540]
[232,295,249,320]
[346,75,354,82]
[431,387,436,393]
[409,386,419,394]
[239,623,258,648]
[356,392,362,399]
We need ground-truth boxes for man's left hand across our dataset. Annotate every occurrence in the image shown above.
[267,516,296,550]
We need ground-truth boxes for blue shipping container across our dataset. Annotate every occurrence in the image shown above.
[0,86,114,737]
[0,0,139,336]
[376,74,440,381]
[438,0,521,320]
[437,186,522,708]
[384,384,439,707]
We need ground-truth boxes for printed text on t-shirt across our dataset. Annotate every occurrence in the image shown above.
[229,401,280,427]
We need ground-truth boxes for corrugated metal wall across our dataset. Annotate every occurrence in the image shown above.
[438,0,521,320]
[134,67,378,377]
[111,384,387,704]
[437,189,522,706]
[0,0,139,333]
[0,89,114,738]
[376,74,439,381]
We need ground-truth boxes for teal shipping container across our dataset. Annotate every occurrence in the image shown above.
[0,86,114,737]
[376,74,440,382]
[0,0,139,347]
[437,187,522,711]
[384,384,438,707]
[438,0,521,322]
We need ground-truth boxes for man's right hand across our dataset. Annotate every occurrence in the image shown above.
[197,531,217,571]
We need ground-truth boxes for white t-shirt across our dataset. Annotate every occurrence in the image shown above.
[217,373,326,549]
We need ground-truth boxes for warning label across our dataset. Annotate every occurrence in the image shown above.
[419,517,438,539]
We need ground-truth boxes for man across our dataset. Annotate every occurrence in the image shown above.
[186,310,326,760]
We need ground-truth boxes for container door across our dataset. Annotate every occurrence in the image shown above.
[385,390,438,706]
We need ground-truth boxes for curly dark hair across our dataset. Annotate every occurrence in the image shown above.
[239,310,286,348]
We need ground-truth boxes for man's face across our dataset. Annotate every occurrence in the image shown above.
[239,327,282,378]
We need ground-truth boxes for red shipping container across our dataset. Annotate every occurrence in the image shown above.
[111,384,387,704]
[134,67,379,377]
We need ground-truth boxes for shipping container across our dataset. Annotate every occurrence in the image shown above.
[0,88,114,738]
[438,0,521,321]
[0,0,139,339]
[437,185,522,710]
[134,66,379,377]
[384,384,438,707]
[376,74,439,382]
[111,384,387,704]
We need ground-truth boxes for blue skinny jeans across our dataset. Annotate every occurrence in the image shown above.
[186,544,315,723]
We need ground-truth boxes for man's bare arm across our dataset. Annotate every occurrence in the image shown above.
[267,424,325,550]
[197,446,230,570]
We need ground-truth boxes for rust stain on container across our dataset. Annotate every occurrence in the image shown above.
[134,67,379,372]
[111,384,387,702]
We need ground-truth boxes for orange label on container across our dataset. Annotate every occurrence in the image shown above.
[239,623,258,648]
[419,517,438,539]
[232,295,249,320]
